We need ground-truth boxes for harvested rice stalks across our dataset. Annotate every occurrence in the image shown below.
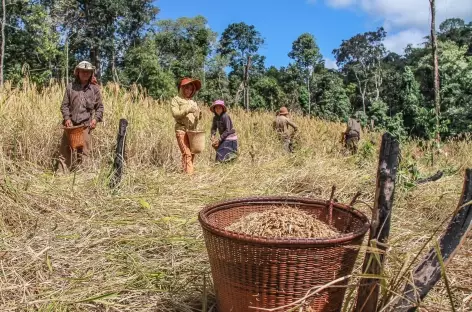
[225,207,340,238]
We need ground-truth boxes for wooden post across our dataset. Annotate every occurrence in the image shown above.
[394,169,472,311]
[355,132,400,312]
[109,119,128,188]
[430,0,441,142]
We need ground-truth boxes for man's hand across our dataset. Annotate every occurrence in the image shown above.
[90,119,97,129]
[65,119,72,128]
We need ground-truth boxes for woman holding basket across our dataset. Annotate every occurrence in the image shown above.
[171,78,202,174]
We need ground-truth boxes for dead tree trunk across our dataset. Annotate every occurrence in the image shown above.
[0,0,5,87]
[430,0,441,142]
[244,55,251,111]
[109,119,128,188]
[355,132,401,312]
[393,169,472,311]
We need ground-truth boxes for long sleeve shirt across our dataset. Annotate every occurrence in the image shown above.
[61,82,104,125]
[171,95,200,131]
[211,113,236,141]
[273,115,298,137]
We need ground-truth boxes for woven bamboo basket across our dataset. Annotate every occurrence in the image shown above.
[187,130,205,154]
[198,196,370,312]
[63,125,87,150]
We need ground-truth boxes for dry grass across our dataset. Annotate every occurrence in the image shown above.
[0,81,471,311]
[225,207,340,238]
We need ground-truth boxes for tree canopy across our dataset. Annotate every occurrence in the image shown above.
[1,1,471,139]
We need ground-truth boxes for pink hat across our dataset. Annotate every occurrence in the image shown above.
[210,100,227,113]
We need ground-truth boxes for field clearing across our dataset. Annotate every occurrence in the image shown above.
[0,83,471,311]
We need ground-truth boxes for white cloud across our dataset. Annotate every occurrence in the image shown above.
[324,0,472,29]
[324,58,339,70]
[383,29,426,54]
[358,0,472,29]
[322,0,472,54]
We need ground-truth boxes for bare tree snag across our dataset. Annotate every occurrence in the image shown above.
[109,119,128,188]
[355,132,400,312]
[394,169,472,311]
[430,0,441,142]
[244,55,251,111]
[0,0,5,87]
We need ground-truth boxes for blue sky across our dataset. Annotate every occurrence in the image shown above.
[153,0,472,69]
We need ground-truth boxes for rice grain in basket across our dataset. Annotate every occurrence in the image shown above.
[225,206,340,238]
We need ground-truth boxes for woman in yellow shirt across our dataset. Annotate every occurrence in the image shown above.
[171,78,202,174]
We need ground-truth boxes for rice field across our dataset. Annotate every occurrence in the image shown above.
[0,81,471,311]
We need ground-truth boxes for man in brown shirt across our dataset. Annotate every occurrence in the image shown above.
[273,106,298,153]
[58,61,104,173]
[343,113,361,154]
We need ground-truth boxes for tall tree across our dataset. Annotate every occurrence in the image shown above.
[288,33,323,115]
[217,22,264,109]
[52,0,158,81]
[429,0,440,142]
[154,16,216,82]
[313,70,351,121]
[1,0,61,85]
[333,27,387,113]
[0,0,5,87]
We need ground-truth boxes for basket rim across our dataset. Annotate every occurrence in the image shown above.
[198,196,370,246]
[62,124,88,131]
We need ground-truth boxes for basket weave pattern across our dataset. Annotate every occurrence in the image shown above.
[199,196,370,312]
[187,130,205,154]
[64,126,85,150]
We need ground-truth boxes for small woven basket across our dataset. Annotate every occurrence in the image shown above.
[63,125,87,150]
[198,196,370,312]
[187,130,206,154]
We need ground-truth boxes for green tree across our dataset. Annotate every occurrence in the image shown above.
[1,0,61,85]
[218,22,264,70]
[288,33,323,115]
[52,0,158,80]
[200,53,231,106]
[154,16,216,81]
[333,27,387,113]
[417,40,472,136]
[253,76,283,111]
[217,22,264,107]
[313,71,351,121]
[122,37,175,100]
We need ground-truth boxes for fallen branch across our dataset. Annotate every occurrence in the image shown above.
[416,170,443,185]
[393,168,472,311]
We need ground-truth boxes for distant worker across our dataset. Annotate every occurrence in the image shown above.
[171,77,202,174]
[58,61,104,173]
[273,106,298,153]
[343,113,361,154]
[210,100,238,162]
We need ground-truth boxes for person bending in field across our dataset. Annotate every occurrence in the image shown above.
[273,106,298,153]
[57,61,104,173]
[343,113,361,154]
[210,100,238,162]
[171,78,202,174]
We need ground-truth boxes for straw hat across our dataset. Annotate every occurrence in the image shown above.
[179,77,202,92]
[210,100,227,113]
[279,106,289,115]
[74,61,95,76]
